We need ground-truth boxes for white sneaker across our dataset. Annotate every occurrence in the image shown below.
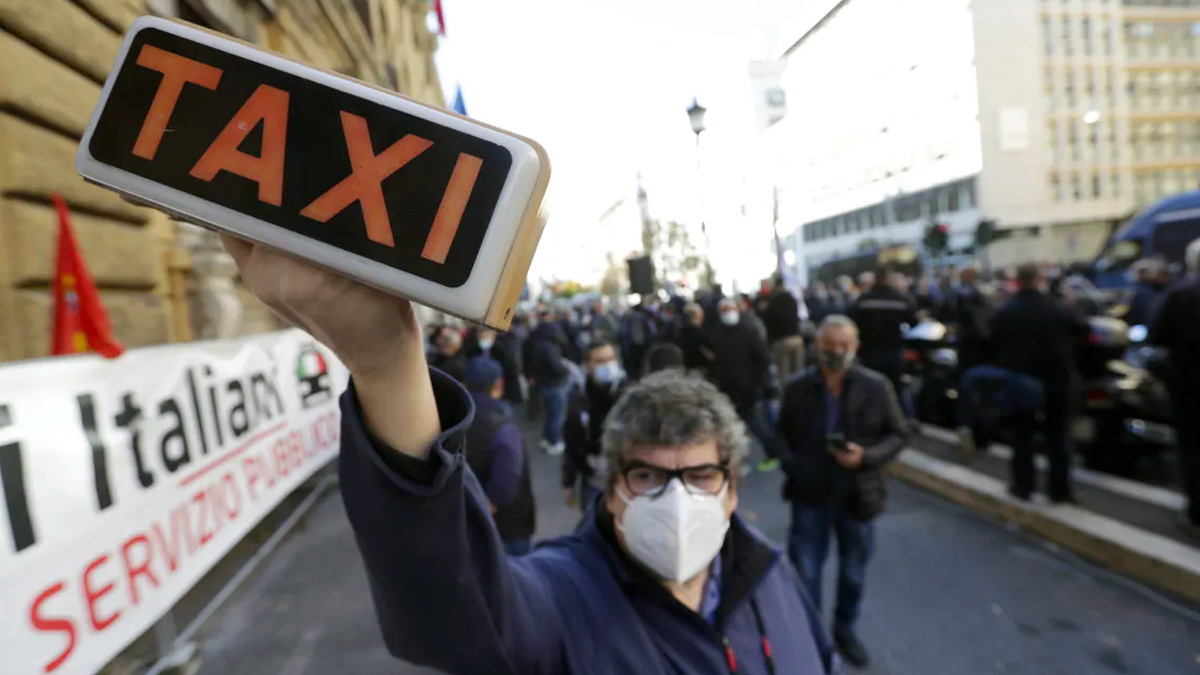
[547,442,565,457]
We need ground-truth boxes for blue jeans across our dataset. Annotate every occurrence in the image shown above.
[540,384,568,445]
[503,538,532,556]
[787,502,875,638]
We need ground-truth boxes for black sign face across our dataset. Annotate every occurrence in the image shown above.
[89,28,512,288]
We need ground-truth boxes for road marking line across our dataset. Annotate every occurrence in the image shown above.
[918,425,1186,512]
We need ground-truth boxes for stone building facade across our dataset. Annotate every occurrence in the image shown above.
[0,0,443,362]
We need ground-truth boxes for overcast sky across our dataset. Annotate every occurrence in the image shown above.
[433,0,829,285]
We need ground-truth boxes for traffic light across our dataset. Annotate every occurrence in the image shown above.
[923,222,949,256]
[975,219,997,248]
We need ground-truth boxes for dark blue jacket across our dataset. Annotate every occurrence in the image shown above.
[1125,282,1166,328]
[524,323,571,388]
[339,369,840,675]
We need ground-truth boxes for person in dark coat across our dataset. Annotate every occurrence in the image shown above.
[643,341,686,376]
[557,308,584,363]
[1149,240,1200,538]
[656,303,682,345]
[764,274,806,385]
[805,282,839,324]
[562,341,627,510]
[224,236,842,675]
[939,265,998,452]
[430,326,468,383]
[678,302,716,374]
[525,312,572,456]
[619,303,658,379]
[463,357,536,555]
[467,326,524,405]
[990,264,1090,503]
[709,297,781,459]
[1125,259,1170,327]
[777,315,910,668]
[847,270,918,401]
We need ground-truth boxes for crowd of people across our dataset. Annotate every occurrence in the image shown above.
[222,224,1199,674]
[426,237,1200,564]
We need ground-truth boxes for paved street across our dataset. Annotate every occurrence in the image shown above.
[195,418,1200,675]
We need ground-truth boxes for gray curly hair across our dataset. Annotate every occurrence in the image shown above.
[600,370,749,492]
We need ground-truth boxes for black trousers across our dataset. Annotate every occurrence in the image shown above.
[1010,387,1073,500]
[1172,389,1200,526]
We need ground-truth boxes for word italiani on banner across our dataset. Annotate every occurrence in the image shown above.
[0,330,348,675]
[50,194,123,359]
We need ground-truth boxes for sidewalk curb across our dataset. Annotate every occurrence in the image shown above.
[888,448,1200,605]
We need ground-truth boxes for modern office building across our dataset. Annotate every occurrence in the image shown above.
[759,0,1200,282]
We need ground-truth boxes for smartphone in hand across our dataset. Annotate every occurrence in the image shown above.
[826,432,849,454]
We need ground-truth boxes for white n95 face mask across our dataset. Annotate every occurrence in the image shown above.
[617,478,730,584]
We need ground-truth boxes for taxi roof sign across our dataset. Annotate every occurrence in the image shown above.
[77,16,550,329]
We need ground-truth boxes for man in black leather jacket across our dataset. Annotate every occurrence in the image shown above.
[777,315,910,668]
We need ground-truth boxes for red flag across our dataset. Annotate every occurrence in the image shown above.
[433,0,446,35]
[50,194,124,358]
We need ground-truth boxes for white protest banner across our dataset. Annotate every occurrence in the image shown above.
[0,329,348,675]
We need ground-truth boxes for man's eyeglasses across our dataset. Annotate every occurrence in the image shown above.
[619,460,731,498]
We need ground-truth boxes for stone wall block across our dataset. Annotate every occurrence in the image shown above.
[0,199,158,288]
[0,0,122,82]
[0,115,147,222]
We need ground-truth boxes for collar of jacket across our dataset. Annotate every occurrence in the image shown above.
[576,494,779,629]
[799,363,871,391]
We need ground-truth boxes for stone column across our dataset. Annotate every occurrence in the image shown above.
[176,222,244,341]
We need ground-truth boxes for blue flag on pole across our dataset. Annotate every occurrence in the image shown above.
[451,85,467,116]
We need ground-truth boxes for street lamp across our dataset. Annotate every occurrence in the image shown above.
[686,98,713,285]
[687,98,707,142]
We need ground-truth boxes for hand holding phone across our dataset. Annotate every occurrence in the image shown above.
[828,433,865,469]
[826,432,848,454]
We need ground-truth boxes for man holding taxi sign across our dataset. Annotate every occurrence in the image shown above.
[77,16,840,674]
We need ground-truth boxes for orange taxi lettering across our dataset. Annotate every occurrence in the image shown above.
[422,153,483,263]
[300,112,433,247]
[189,84,290,206]
[133,45,223,161]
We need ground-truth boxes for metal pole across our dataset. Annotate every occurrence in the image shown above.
[772,185,785,280]
[696,131,713,287]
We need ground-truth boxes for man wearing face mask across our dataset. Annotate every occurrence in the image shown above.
[778,315,910,668]
[709,297,780,460]
[220,231,840,675]
[562,341,628,510]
